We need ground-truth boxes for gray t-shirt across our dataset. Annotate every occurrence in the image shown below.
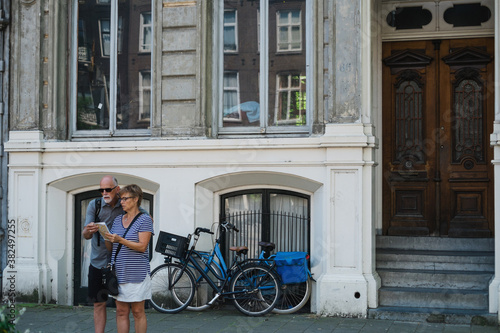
[84,199,148,269]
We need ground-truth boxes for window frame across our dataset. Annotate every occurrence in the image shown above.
[139,11,152,53]
[214,0,313,136]
[275,73,306,125]
[223,71,241,123]
[70,0,154,138]
[138,71,152,122]
[223,9,238,53]
[276,9,303,53]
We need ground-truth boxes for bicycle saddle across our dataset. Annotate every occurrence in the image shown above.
[229,246,248,255]
[258,241,275,251]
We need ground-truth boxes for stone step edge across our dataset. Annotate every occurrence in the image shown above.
[376,236,494,252]
[377,249,494,256]
[380,286,489,294]
[377,268,494,275]
[368,306,498,326]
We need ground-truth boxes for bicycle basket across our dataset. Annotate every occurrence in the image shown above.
[274,251,308,284]
[155,231,190,259]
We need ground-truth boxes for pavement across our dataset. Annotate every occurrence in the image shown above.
[12,303,500,333]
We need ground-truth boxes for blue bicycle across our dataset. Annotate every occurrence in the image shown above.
[150,222,281,316]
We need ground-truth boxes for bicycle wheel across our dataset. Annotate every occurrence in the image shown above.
[150,262,195,314]
[186,253,223,311]
[273,278,311,314]
[230,264,280,316]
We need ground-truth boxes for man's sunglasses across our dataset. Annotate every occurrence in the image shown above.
[99,186,117,193]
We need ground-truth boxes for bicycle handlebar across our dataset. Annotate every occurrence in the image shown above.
[221,221,239,233]
[195,227,213,235]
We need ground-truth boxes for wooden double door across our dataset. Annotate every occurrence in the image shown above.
[382,38,494,237]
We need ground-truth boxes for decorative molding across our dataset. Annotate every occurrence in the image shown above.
[383,49,433,69]
[383,49,433,74]
[442,47,492,68]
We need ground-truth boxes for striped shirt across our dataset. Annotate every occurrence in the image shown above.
[110,213,154,284]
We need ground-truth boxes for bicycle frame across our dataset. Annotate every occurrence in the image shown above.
[176,223,279,304]
[187,243,228,283]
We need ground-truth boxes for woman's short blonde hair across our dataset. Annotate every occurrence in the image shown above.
[119,184,143,207]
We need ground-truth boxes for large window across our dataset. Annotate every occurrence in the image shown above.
[219,0,310,133]
[73,0,152,136]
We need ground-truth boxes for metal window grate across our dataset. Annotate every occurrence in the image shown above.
[224,210,309,261]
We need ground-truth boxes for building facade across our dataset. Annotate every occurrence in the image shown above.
[3,0,500,320]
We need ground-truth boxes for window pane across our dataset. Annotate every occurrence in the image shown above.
[223,72,239,120]
[77,1,111,130]
[269,193,309,252]
[223,26,236,51]
[270,2,306,127]
[224,193,263,258]
[291,10,301,23]
[140,12,152,52]
[278,27,288,50]
[116,1,152,130]
[139,71,151,121]
[224,10,236,24]
[223,2,260,127]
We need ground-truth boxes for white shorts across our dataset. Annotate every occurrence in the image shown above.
[113,274,152,303]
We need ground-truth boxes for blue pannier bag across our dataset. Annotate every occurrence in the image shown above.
[274,251,308,284]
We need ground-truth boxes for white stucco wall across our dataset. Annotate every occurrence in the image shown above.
[4,124,378,316]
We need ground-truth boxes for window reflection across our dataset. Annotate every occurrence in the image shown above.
[77,2,111,130]
[223,2,260,127]
[222,0,307,129]
[76,0,152,132]
[269,1,306,127]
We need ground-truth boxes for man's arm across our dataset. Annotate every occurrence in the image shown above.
[82,199,99,240]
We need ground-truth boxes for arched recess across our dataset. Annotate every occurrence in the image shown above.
[46,172,159,304]
[194,171,323,249]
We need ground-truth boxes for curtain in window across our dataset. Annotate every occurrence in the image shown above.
[269,193,308,251]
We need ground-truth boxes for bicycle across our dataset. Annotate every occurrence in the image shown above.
[257,242,313,314]
[178,223,313,314]
[150,222,281,316]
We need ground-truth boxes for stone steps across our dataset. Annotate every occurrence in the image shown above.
[371,236,495,324]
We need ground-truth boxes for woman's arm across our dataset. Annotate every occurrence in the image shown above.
[105,231,152,253]
[105,239,113,252]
